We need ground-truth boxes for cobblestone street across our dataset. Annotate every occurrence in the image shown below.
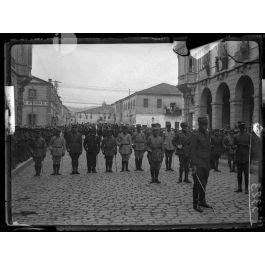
[11,150,259,227]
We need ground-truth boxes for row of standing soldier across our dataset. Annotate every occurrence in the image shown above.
[24,119,258,213]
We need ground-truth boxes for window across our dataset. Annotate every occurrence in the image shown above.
[157,99,162,108]
[28,89,37,99]
[28,114,36,126]
[143,98,148,108]
[170,102,176,110]
[189,57,195,72]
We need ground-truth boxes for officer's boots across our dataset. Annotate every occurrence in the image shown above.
[51,164,56,175]
[150,168,155,183]
[135,158,139,171]
[139,159,144,171]
[184,169,191,183]
[121,162,125,172]
[57,164,61,175]
[193,204,203,213]
[178,168,183,183]
[126,162,130,172]
[155,169,161,184]
[234,175,242,192]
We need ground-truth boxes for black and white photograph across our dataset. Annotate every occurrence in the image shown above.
[4,35,263,230]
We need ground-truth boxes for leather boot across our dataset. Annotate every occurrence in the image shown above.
[193,204,203,213]
[121,162,124,172]
[135,159,138,171]
[139,158,144,171]
[51,164,56,175]
[126,162,130,171]
[178,168,183,183]
[57,164,61,175]
[184,170,191,183]
[150,169,155,183]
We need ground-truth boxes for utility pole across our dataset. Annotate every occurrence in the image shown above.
[129,89,131,125]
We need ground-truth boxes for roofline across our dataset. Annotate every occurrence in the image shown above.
[30,75,53,86]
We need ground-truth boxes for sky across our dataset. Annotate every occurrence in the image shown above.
[32,43,179,109]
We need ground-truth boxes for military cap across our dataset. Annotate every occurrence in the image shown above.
[180,122,188,128]
[198,117,208,125]
[238,121,246,127]
[152,123,161,130]
[136,124,141,128]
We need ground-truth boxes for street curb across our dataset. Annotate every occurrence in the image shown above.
[11,158,33,176]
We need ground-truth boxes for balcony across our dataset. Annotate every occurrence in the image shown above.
[164,106,182,116]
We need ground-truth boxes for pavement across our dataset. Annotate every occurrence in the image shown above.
[11,150,260,227]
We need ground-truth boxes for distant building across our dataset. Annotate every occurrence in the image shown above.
[10,44,32,126]
[175,39,260,129]
[75,102,115,124]
[62,105,72,126]
[112,83,183,128]
[22,76,64,127]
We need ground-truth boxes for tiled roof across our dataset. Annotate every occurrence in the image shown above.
[77,105,114,114]
[137,83,181,96]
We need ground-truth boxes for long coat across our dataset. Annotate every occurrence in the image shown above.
[31,137,47,160]
[66,132,83,154]
[49,136,66,157]
[163,130,175,151]
[234,132,250,163]
[101,136,117,157]
[117,133,132,155]
[174,130,191,157]
[190,130,211,171]
[132,132,146,151]
[146,135,164,163]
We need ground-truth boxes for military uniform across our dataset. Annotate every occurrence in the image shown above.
[132,125,146,171]
[101,132,117,172]
[49,130,66,175]
[174,122,192,183]
[234,122,250,193]
[190,117,212,212]
[83,129,101,173]
[66,125,83,174]
[222,131,236,172]
[210,130,223,172]
[117,127,132,172]
[31,131,47,176]
[163,122,175,171]
[146,123,164,183]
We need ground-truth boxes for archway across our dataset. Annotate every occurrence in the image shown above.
[200,87,212,129]
[215,82,230,129]
[235,75,254,127]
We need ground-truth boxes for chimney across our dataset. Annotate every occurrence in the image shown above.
[48,78,52,83]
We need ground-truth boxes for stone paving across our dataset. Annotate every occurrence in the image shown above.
[11,150,260,227]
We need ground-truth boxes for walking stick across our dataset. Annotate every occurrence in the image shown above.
[193,172,217,217]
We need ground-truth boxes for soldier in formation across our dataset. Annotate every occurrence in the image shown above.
[83,127,101,173]
[190,117,212,213]
[117,125,132,172]
[210,129,223,172]
[222,129,236,172]
[49,128,66,175]
[31,129,47,176]
[163,122,175,171]
[132,124,146,171]
[66,124,83,174]
[101,128,117,172]
[174,122,192,183]
[146,123,164,184]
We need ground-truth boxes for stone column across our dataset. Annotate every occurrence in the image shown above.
[211,102,223,129]
[252,95,260,124]
[230,99,243,128]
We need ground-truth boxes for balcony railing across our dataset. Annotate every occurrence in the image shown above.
[164,106,182,116]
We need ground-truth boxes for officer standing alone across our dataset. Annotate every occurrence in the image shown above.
[190,117,212,212]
